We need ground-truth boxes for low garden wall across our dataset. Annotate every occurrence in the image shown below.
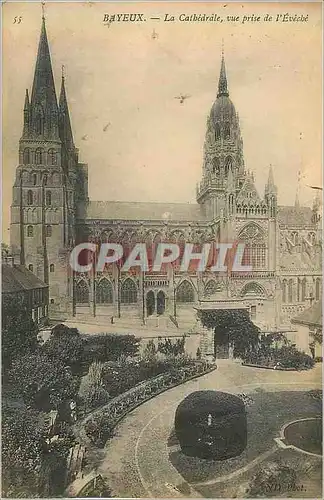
[75,360,216,448]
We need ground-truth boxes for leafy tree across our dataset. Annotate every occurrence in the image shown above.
[42,325,84,372]
[2,403,47,497]
[9,353,79,411]
[2,294,39,371]
[83,334,140,364]
[198,309,260,358]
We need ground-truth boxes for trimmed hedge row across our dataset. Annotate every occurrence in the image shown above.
[76,360,216,448]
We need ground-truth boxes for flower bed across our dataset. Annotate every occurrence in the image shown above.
[76,360,215,448]
[242,362,296,371]
[243,345,315,371]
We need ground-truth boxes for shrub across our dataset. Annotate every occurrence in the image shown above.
[85,413,114,447]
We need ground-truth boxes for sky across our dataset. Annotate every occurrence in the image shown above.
[2,2,322,242]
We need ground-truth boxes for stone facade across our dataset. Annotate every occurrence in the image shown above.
[10,19,322,336]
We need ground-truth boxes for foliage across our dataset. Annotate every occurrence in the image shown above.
[310,329,322,345]
[157,336,186,356]
[244,338,315,370]
[9,353,79,411]
[78,474,112,498]
[198,309,260,358]
[2,294,39,371]
[84,413,115,447]
[79,362,111,411]
[196,347,202,360]
[42,325,84,373]
[1,403,47,497]
[141,339,157,361]
[83,333,140,365]
[247,462,297,497]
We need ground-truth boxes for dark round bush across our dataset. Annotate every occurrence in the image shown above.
[175,390,247,460]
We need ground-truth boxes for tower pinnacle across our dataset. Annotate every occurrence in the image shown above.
[217,50,229,98]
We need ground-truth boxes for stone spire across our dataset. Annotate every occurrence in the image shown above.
[265,165,277,195]
[22,89,30,136]
[217,50,229,98]
[29,17,59,139]
[59,69,74,150]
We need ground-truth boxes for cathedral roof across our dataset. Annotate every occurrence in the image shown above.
[83,200,206,222]
[278,206,314,226]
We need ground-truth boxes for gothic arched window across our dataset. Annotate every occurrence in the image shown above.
[76,280,89,304]
[46,191,52,206]
[282,279,287,303]
[224,155,233,174]
[291,231,298,245]
[50,264,55,273]
[212,157,220,175]
[96,279,113,304]
[288,279,293,303]
[27,225,33,237]
[121,278,137,304]
[43,174,48,186]
[238,223,266,269]
[176,280,195,303]
[23,148,30,164]
[215,124,221,140]
[28,264,34,272]
[224,122,231,139]
[35,148,43,165]
[32,173,37,186]
[308,232,316,245]
[46,225,52,237]
[48,149,57,165]
[27,190,33,206]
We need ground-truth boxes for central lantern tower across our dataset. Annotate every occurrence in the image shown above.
[197,53,246,220]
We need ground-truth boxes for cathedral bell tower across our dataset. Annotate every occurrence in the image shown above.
[10,16,82,317]
[197,52,245,220]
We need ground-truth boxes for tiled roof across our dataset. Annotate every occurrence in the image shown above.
[278,206,314,226]
[81,200,207,222]
[2,264,48,294]
[291,301,322,328]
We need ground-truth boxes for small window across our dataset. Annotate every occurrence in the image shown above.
[46,225,52,237]
[250,305,256,319]
[27,190,33,206]
[50,298,55,304]
[36,114,43,135]
[35,148,43,164]
[28,264,33,272]
[43,174,48,186]
[27,225,33,237]
[32,173,37,186]
[23,148,30,164]
[48,149,57,165]
[50,264,55,272]
[46,191,52,206]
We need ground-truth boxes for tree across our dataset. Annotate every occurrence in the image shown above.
[198,309,260,358]
[2,403,47,497]
[42,325,85,373]
[83,334,140,364]
[2,294,39,371]
[9,353,79,411]
[157,336,186,356]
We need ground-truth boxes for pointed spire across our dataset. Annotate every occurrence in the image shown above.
[59,70,74,149]
[217,45,229,98]
[24,89,30,110]
[266,164,277,194]
[31,17,58,113]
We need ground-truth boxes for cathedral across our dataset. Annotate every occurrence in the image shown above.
[10,18,322,349]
